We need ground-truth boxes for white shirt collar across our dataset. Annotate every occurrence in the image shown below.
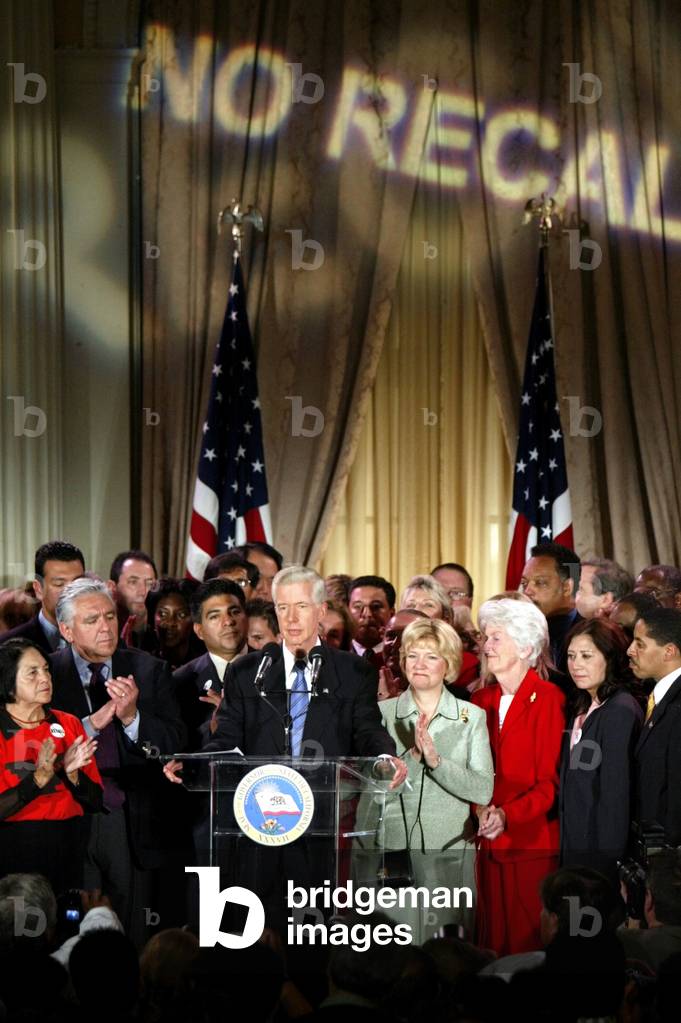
[282,640,322,690]
[208,644,248,683]
[351,639,384,657]
[652,667,681,706]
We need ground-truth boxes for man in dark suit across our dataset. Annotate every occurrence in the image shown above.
[49,577,186,946]
[204,567,400,761]
[629,607,681,845]
[172,578,249,751]
[164,566,404,935]
[347,574,395,667]
[0,540,85,653]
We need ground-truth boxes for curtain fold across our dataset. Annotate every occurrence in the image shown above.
[140,0,681,577]
[319,132,512,604]
[0,0,63,583]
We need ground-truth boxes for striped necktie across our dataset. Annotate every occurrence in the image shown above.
[290,661,309,757]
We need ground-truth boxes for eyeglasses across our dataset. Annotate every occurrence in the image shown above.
[232,578,249,588]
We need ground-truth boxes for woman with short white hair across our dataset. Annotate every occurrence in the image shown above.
[471,598,565,957]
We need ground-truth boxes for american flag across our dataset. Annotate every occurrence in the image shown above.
[505,247,574,588]
[186,252,272,580]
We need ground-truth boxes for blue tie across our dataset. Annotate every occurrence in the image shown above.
[290,662,309,757]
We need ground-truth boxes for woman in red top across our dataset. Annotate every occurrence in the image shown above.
[0,639,102,895]
[471,598,565,956]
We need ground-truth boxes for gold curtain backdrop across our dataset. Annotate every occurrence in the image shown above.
[139,0,681,581]
[319,165,512,605]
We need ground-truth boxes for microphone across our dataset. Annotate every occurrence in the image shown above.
[308,644,325,697]
[253,642,282,694]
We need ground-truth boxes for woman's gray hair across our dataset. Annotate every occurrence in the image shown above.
[478,597,548,667]
[399,575,452,619]
[272,565,327,605]
[56,578,115,626]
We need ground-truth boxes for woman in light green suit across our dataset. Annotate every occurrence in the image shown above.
[354,618,493,942]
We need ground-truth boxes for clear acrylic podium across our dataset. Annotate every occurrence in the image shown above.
[173,754,394,887]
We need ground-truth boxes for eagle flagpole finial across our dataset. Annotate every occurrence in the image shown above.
[217,199,264,256]
[523,194,559,242]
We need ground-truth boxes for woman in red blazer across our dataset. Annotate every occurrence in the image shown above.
[471,598,565,956]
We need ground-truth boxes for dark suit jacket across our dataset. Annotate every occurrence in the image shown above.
[560,690,643,874]
[204,644,395,758]
[172,652,221,752]
[48,646,187,867]
[0,613,53,655]
[634,671,681,845]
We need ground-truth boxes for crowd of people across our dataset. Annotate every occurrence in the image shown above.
[1,538,681,1020]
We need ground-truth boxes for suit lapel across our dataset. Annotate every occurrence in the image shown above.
[51,647,90,719]
[498,671,537,746]
[262,657,288,753]
[195,653,219,693]
[635,675,681,754]
[301,652,340,749]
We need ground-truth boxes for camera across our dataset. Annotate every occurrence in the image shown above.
[618,824,667,921]
[56,889,82,939]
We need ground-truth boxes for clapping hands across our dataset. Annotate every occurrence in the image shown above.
[413,712,439,770]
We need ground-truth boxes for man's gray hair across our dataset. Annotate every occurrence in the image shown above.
[272,565,326,604]
[478,597,549,667]
[56,577,115,626]
[0,873,57,953]
[582,558,633,601]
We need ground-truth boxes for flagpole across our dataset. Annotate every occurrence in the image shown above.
[523,193,558,341]
[504,194,573,587]
[185,198,271,579]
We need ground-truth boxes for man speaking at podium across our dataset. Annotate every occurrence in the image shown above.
[165,565,405,931]
[208,565,402,760]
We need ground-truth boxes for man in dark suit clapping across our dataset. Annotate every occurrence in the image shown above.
[49,577,186,945]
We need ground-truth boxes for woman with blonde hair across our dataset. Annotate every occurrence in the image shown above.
[356,618,493,940]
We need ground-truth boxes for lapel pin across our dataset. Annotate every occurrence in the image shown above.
[322,688,329,695]
[530,692,537,703]
[460,707,469,723]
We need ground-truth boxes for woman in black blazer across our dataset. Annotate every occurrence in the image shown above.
[559,618,644,879]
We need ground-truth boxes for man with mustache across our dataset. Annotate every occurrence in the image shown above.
[628,607,681,846]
